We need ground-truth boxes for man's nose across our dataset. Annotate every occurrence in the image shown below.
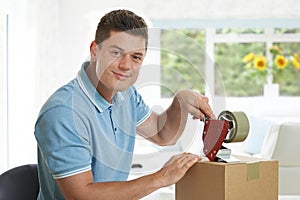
[119,54,131,70]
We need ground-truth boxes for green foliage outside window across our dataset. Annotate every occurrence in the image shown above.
[160,29,206,98]
[215,43,266,96]
[161,28,300,97]
[216,28,264,34]
[272,43,300,96]
[275,28,300,34]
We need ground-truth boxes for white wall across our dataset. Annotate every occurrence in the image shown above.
[1,0,300,173]
[0,0,62,171]
[1,0,39,171]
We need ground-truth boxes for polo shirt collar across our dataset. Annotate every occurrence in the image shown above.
[76,62,124,113]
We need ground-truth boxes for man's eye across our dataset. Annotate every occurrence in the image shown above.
[111,50,122,57]
[132,55,143,62]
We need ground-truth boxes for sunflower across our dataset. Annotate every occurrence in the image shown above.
[242,53,255,63]
[269,45,282,55]
[274,55,288,69]
[291,56,300,69]
[253,55,267,71]
[293,53,300,62]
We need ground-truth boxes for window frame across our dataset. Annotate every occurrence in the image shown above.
[151,18,300,99]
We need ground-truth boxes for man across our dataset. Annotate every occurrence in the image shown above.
[35,9,215,199]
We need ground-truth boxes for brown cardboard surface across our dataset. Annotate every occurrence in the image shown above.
[176,156,278,200]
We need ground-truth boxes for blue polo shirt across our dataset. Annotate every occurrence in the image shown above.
[34,62,151,200]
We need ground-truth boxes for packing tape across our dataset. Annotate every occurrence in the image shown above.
[247,162,260,181]
[218,111,249,143]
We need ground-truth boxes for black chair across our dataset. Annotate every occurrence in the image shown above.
[0,164,39,200]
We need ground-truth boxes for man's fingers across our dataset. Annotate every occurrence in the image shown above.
[166,153,200,166]
[191,92,215,120]
[180,154,200,170]
[171,153,201,169]
[164,153,187,166]
[159,153,202,187]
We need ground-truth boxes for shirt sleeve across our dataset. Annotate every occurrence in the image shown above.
[131,87,152,126]
[35,106,92,179]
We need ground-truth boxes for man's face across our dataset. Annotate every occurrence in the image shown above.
[95,31,146,93]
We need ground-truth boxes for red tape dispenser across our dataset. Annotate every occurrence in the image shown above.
[202,110,250,162]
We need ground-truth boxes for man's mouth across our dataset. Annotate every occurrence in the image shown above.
[112,71,131,80]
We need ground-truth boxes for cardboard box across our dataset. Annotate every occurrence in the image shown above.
[176,156,278,200]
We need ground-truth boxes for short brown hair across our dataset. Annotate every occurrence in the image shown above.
[95,9,148,48]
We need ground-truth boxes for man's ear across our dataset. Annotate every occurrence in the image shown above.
[90,41,98,62]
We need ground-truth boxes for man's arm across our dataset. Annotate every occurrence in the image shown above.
[137,89,215,146]
[56,152,200,200]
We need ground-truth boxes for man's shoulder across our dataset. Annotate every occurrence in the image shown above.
[38,79,80,116]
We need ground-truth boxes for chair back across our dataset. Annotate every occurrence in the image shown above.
[271,122,300,166]
[271,122,300,195]
[0,164,39,200]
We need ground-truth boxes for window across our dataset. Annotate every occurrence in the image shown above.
[133,19,300,174]
[159,27,300,97]
[134,21,300,163]
[214,28,300,97]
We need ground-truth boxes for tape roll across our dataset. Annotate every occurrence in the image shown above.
[218,110,249,143]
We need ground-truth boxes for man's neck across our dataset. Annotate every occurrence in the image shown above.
[86,62,115,103]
